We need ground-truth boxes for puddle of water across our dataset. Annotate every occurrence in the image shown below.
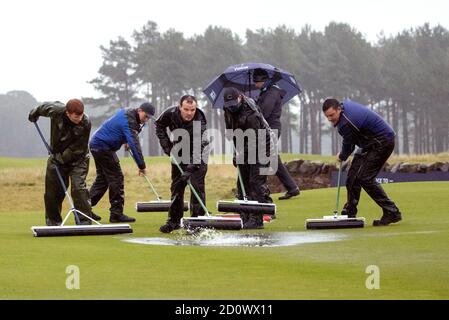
[122,229,347,247]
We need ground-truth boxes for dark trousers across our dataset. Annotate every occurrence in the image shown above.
[168,163,207,224]
[275,155,298,192]
[343,139,400,217]
[273,131,298,192]
[89,149,125,216]
[237,164,272,203]
[44,157,91,223]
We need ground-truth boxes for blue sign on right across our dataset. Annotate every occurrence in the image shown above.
[331,172,449,187]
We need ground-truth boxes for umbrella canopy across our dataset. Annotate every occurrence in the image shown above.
[202,62,302,108]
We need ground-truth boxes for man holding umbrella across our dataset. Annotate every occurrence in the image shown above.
[203,63,302,203]
[253,68,300,200]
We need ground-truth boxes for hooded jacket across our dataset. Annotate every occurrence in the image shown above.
[224,96,274,164]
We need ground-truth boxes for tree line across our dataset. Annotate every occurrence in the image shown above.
[87,21,449,156]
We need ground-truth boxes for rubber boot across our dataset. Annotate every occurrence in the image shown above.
[243,213,264,230]
[240,212,250,225]
[373,211,402,226]
[159,220,181,233]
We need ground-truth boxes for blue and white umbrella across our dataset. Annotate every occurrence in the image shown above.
[202,62,302,108]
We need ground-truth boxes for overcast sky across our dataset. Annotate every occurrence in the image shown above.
[1,0,448,102]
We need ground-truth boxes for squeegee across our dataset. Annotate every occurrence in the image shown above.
[305,162,365,230]
[136,174,189,212]
[129,150,189,213]
[217,165,276,215]
[31,122,132,237]
[170,156,242,231]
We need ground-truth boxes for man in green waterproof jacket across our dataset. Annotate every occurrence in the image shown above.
[28,99,98,226]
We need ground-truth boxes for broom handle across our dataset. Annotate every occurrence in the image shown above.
[128,148,162,201]
[142,174,162,201]
[334,162,343,216]
[170,155,210,216]
[34,122,81,225]
[233,147,248,201]
[236,165,248,201]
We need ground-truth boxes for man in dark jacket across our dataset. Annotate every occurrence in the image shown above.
[28,99,94,226]
[322,98,402,226]
[89,102,155,223]
[223,87,273,229]
[156,95,209,233]
[253,68,300,200]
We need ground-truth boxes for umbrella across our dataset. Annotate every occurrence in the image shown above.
[202,62,302,108]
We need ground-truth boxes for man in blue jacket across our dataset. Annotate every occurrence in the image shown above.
[322,98,402,226]
[89,102,155,223]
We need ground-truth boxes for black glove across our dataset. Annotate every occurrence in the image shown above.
[28,112,39,122]
[162,143,173,156]
[232,155,237,167]
[180,164,199,183]
[180,170,192,183]
[49,153,64,166]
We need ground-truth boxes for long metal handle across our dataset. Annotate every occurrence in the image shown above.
[247,71,252,98]
[233,145,249,201]
[142,174,162,201]
[170,155,210,216]
[236,165,248,201]
[34,122,80,224]
[34,122,52,154]
[128,148,162,201]
[334,163,343,216]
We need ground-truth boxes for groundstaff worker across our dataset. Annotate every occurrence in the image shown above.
[28,99,95,225]
[155,95,209,233]
[223,87,273,229]
[322,98,402,226]
[89,102,155,223]
[253,68,300,200]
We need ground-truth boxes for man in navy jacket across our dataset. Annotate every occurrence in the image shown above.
[322,98,402,226]
[89,102,155,223]
[253,68,300,201]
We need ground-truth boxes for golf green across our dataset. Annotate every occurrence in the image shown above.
[1,174,448,299]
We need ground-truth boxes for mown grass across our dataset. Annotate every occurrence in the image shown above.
[0,156,448,299]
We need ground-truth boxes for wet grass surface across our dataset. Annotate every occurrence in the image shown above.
[123,230,348,247]
[1,157,449,299]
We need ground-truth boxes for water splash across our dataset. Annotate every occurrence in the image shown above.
[123,230,347,247]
